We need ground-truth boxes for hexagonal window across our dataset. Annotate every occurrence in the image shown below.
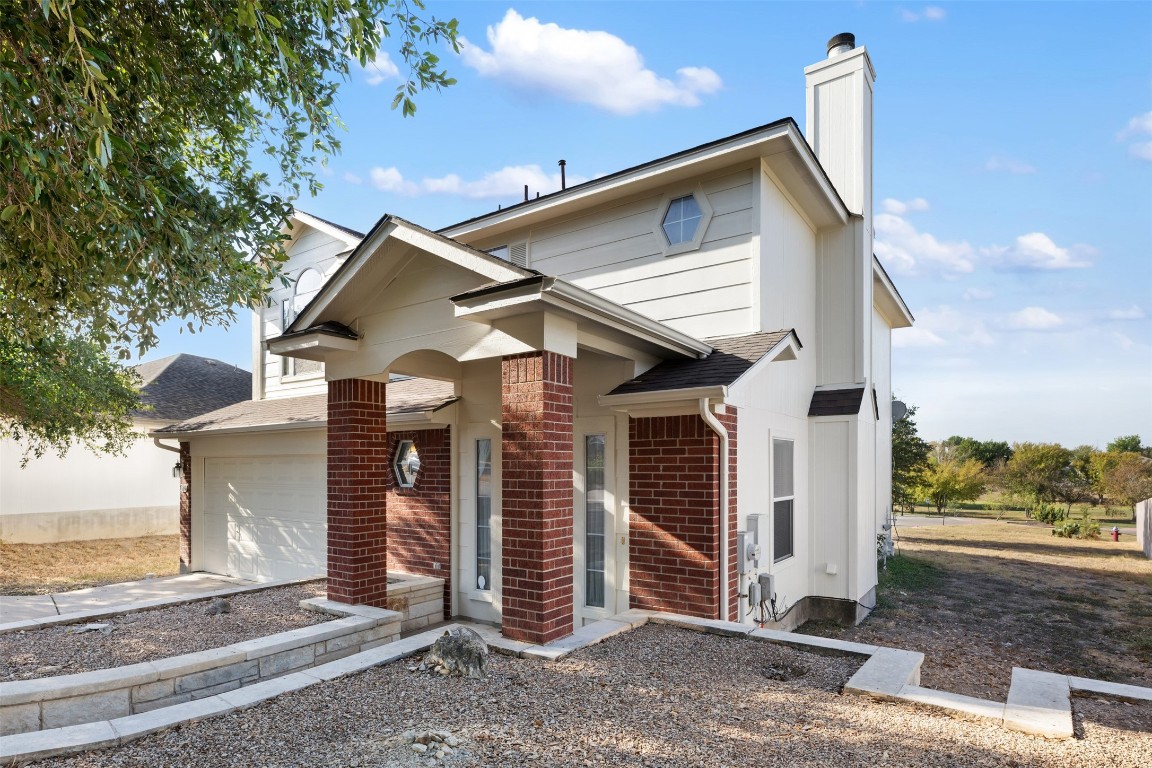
[393,440,421,488]
[662,194,703,245]
[655,189,713,256]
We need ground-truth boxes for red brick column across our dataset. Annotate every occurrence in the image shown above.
[501,351,574,644]
[327,378,389,607]
[178,441,192,574]
[628,410,738,620]
[387,426,452,618]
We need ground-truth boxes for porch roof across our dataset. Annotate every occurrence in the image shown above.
[602,330,801,397]
[151,377,456,438]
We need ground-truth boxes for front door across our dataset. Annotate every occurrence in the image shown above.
[458,423,501,623]
[573,416,617,626]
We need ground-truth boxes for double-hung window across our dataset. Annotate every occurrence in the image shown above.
[772,438,794,563]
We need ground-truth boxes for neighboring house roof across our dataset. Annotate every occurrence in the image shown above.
[133,354,251,422]
[605,330,801,396]
[808,386,866,416]
[153,377,456,437]
[293,210,366,240]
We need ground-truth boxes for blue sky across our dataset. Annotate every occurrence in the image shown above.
[140,1,1152,448]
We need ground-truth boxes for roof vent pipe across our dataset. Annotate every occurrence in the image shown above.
[559,159,567,190]
[524,184,529,202]
[826,32,855,58]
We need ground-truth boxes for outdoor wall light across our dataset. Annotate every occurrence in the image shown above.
[172,460,183,478]
[394,439,421,488]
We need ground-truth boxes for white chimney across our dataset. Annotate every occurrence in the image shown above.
[804,33,875,219]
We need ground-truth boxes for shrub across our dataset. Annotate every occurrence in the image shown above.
[1035,503,1066,524]
[1052,511,1101,539]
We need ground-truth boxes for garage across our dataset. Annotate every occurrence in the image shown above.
[201,456,327,582]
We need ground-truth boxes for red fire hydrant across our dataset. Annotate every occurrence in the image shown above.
[1111,526,1121,542]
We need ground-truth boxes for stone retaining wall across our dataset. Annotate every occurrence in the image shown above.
[0,605,400,737]
[386,573,445,633]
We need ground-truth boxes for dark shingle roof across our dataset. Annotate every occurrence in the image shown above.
[808,386,866,417]
[154,377,456,436]
[133,354,251,422]
[606,330,799,396]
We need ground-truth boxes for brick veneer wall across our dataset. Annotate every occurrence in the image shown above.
[327,378,389,607]
[629,410,739,621]
[386,426,452,619]
[500,351,575,644]
[178,441,192,573]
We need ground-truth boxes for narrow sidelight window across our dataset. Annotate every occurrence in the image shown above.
[476,439,492,591]
[772,438,794,563]
[585,434,606,608]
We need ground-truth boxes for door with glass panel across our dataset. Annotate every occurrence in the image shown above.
[459,424,501,623]
[573,417,617,626]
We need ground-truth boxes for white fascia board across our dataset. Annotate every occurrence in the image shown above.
[289,211,363,249]
[151,423,326,439]
[453,278,711,360]
[598,385,728,410]
[266,332,359,359]
[872,258,914,328]
[442,123,847,240]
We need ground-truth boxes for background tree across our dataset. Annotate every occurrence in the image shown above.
[941,436,1013,468]
[915,456,986,516]
[1101,451,1152,521]
[892,401,931,515]
[1,0,459,457]
[1107,435,1143,454]
[1000,442,1073,514]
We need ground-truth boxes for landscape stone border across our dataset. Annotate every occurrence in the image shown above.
[3,609,1151,765]
[0,600,401,738]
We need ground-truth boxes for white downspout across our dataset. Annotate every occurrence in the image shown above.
[699,398,729,622]
[152,438,181,454]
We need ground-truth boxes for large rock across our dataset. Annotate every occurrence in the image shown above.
[424,627,489,679]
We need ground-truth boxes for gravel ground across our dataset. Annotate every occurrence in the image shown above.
[0,582,328,680]
[36,624,1151,768]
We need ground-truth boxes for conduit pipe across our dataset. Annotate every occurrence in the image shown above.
[699,398,729,622]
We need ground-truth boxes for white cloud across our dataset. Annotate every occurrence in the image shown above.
[367,163,588,200]
[370,166,420,195]
[892,327,946,348]
[963,287,994,301]
[981,232,1093,270]
[1109,305,1146,321]
[881,197,930,215]
[363,52,400,86]
[1007,306,1063,331]
[343,172,363,185]
[874,212,976,276]
[900,6,946,22]
[1118,112,1152,162]
[914,305,995,347]
[460,10,722,115]
[984,155,1036,175]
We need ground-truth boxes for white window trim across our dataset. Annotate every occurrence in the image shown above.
[653,185,714,257]
[772,437,795,564]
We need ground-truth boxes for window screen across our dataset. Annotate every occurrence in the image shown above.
[772,438,794,563]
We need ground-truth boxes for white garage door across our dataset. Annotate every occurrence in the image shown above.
[202,456,326,582]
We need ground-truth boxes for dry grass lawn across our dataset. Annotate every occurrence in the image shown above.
[801,519,1152,732]
[0,535,180,595]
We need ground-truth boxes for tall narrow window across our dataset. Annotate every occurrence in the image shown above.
[585,434,606,608]
[475,439,492,591]
[772,438,795,563]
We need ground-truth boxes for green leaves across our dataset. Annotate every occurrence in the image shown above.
[0,0,459,450]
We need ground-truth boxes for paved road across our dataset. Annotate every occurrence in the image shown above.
[891,514,1138,537]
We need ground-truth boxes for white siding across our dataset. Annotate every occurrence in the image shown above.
[259,226,353,400]
[473,168,758,340]
[810,420,851,599]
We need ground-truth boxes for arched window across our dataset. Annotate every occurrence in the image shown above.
[280,268,325,378]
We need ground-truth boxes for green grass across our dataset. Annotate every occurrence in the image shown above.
[876,555,940,609]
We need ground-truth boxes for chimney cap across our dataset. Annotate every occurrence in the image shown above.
[826,32,856,56]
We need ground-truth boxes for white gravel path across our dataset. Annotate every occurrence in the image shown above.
[0,582,328,681]
[33,624,1150,767]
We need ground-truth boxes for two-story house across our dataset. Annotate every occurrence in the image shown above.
[156,34,913,644]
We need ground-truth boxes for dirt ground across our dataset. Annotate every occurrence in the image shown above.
[0,535,180,594]
[800,520,1152,731]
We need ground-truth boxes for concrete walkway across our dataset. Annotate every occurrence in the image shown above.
[0,573,252,623]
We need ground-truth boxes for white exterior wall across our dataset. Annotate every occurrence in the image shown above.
[810,419,852,599]
[0,423,180,543]
[472,167,758,340]
[258,227,352,400]
[872,306,894,538]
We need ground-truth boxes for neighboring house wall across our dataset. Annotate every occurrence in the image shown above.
[1138,498,1152,560]
[0,422,179,543]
